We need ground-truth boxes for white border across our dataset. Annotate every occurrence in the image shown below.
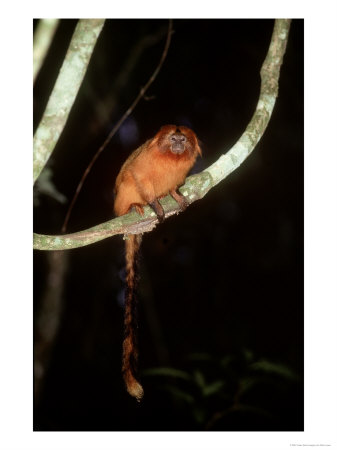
[1,1,337,449]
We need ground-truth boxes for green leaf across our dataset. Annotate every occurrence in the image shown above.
[193,370,206,388]
[164,385,195,404]
[238,376,260,395]
[203,380,226,397]
[242,348,254,364]
[220,355,235,369]
[250,359,298,380]
[142,367,192,381]
[193,407,207,424]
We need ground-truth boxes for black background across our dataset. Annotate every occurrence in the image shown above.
[33,19,303,431]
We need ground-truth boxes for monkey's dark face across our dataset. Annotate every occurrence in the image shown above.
[155,124,200,156]
[169,130,187,154]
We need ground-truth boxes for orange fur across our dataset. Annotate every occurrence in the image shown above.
[114,125,201,217]
[114,125,201,400]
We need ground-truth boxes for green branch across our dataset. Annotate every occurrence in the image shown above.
[33,19,105,183]
[33,19,291,251]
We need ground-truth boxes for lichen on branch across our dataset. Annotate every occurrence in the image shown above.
[33,19,105,183]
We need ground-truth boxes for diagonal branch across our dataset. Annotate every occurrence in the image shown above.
[33,19,291,251]
[33,19,105,183]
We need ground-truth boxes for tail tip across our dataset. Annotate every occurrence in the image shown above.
[127,380,144,402]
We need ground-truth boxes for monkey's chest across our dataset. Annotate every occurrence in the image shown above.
[149,157,192,196]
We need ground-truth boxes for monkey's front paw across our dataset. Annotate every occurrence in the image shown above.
[170,189,190,211]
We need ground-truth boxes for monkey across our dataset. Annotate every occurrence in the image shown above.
[114,124,201,401]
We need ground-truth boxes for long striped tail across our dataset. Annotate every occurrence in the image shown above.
[122,233,144,401]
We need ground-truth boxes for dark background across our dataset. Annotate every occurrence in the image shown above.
[33,19,304,431]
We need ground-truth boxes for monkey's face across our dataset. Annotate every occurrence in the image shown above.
[169,130,187,154]
[155,124,200,156]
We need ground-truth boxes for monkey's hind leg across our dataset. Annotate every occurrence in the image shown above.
[149,198,165,222]
[170,188,189,211]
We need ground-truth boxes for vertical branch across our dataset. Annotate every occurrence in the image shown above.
[33,19,105,183]
[33,19,59,82]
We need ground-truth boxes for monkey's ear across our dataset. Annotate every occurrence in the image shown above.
[196,138,203,156]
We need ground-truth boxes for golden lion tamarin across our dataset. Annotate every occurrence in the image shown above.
[114,125,201,401]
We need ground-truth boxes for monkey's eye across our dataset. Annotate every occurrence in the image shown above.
[170,134,187,143]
